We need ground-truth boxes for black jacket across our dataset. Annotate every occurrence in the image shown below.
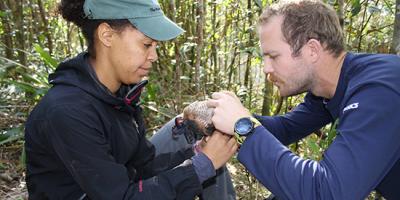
[25,53,202,200]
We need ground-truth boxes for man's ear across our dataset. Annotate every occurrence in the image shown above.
[96,22,115,47]
[305,39,322,63]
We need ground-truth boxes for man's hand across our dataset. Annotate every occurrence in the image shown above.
[206,92,252,135]
[202,131,238,170]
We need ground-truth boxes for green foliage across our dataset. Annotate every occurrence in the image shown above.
[19,144,26,169]
[33,44,58,70]
[1,43,55,149]
[345,0,395,52]
[0,10,6,18]
[321,120,338,150]
[0,126,24,146]
[351,0,362,17]
[0,0,396,198]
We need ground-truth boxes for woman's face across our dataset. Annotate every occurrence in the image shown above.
[108,25,158,85]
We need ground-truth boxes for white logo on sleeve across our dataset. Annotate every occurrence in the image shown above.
[343,103,359,113]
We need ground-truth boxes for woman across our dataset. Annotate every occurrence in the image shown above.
[24,0,238,199]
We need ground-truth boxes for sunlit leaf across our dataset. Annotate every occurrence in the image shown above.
[34,44,58,69]
[9,81,36,93]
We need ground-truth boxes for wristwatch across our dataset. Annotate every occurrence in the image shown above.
[234,116,261,144]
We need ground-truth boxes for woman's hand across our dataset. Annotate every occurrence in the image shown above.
[201,131,238,170]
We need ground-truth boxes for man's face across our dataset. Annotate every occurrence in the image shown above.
[259,16,314,97]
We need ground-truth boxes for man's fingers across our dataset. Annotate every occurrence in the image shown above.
[206,99,219,108]
[211,92,227,100]
[221,91,236,98]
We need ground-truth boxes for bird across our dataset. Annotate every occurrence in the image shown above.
[172,101,215,144]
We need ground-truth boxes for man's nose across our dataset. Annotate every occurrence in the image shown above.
[263,57,273,74]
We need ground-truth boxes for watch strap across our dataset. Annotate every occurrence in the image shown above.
[234,116,261,145]
[250,116,261,128]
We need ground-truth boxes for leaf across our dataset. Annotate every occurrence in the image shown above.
[254,0,263,9]
[19,145,26,168]
[237,86,248,96]
[0,162,5,170]
[180,76,191,80]
[5,80,38,94]
[308,139,320,153]
[367,5,381,14]
[321,120,338,149]
[34,87,49,97]
[326,120,338,144]
[34,44,58,69]
[0,55,27,69]
[0,11,6,18]
[19,72,42,84]
[351,0,362,17]
[0,134,9,142]
[0,126,24,146]
[143,83,158,102]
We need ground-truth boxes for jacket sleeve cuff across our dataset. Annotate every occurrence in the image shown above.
[191,152,216,183]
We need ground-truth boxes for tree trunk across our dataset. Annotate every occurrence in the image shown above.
[0,1,14,60]
[261,78,274,115]
[244,0,253,88]
[169,0,183,111]
[211,2,219,92]
[14,0,27,66]
[391,0,400,54]
[337,0,344,28]
[28,0,39,47]
[194,0,204,94]
[37,0,53,55]
[227,47,238,90]
[357,0,379,52]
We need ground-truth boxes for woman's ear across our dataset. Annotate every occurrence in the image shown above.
[96,22,115,48]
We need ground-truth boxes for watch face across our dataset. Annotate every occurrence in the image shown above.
[235,118,253,136]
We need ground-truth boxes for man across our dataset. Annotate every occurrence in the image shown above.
[207,0,400,199]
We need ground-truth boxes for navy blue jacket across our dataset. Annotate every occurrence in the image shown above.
[238,53,400,199]
[25,53,204,200]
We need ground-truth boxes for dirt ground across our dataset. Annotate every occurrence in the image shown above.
[0,142,27,200]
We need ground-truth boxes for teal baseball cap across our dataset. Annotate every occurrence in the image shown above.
[83,0,184,41]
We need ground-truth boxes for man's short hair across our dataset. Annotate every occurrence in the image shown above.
[259,0,345,57]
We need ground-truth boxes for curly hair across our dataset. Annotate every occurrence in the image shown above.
[259,0,345,57]
[57,0,131,58]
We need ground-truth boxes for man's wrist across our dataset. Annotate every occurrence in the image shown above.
[234,116,261,144]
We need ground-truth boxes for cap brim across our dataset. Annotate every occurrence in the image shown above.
[129,15,184,41]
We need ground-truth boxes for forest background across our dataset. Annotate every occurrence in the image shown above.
[0,0,399,199]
